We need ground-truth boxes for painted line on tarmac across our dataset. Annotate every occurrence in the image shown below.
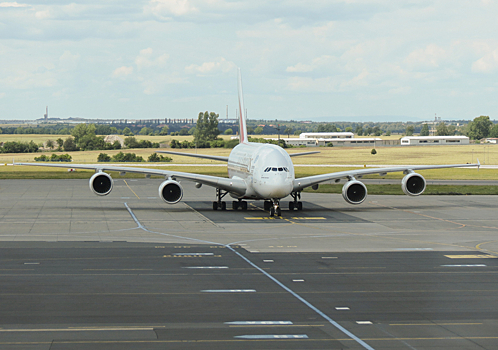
[123,203,373,350]
[123,180,140,199]
[226,245,375,350]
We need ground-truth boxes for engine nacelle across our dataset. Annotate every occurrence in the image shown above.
[158,180,183,204]
[402,173,426,196]
[342,180,367,205]
[89,172,113,196]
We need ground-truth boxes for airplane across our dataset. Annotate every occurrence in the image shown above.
[18,69,479,217]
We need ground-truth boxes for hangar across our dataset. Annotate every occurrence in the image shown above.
[400,135,469,145]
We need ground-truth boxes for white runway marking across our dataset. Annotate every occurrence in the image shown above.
[225,321,293,325]
[123,203,375,350]
[201,289,256,293]
[183,266,228,269]
[174,253,214,256]
[235,334,308,339]
[395,248,433,251]
[441,264,487,267]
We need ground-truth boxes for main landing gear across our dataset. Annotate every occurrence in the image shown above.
[212,189,248,211]
[289,192,303,211]
[212,188,227,210]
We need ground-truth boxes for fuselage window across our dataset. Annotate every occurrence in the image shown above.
[278,167,283,172]
[272,168,277,171]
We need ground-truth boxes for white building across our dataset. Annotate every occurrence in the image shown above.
[266,137,382,147]
[299,132,354,139]
[400,136,469,145]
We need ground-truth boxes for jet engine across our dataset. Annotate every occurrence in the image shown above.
[342,180,367,205]
[89,172,113,196]
[158,180,183,204]
[402,173,426,196]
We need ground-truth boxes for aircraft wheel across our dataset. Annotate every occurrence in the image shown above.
[270,207,275,217]
[232,201,239,210]
[264,201,271,211]
[221,202,226,211]
[242,201,248,210]
[276,207,282,216]
[289,202,295,211]
[297,202,303,211]
[213,201,218,210]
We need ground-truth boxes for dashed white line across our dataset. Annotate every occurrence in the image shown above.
[183,266,228,269]
[235,334,308,339]
[174,253,214,256]
[202,289,256,293]
[441,264,487,267]
[225,321,293,325]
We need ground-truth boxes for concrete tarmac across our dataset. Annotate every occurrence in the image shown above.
[0,178,498,349]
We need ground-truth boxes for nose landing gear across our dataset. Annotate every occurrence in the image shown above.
[265,199,281,217]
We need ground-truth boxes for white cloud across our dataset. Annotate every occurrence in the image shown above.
[135,48,169,71]
[145,0,198,19]
[404,44,447,69]
[286,76,339,93]
[472,49,498,73]
[35,10,51,20]
[0,2,28,7]
[185,57,236,75]
[286,56,337,73]
[113,66,133,78]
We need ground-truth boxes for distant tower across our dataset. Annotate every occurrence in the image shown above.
[44,106,48,122]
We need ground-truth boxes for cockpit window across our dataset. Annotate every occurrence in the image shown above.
[265,167,289,172]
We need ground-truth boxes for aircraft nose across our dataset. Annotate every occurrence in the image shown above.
[261,177,293,198]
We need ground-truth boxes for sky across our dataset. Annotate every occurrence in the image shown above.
[1,0,498,123]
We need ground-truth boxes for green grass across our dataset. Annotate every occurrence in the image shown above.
[0,164,490,180]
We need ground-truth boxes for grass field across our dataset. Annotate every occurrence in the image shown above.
[0,164,492,181]
[0,133,497,181]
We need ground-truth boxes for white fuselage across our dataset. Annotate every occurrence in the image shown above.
[227,142,294,200]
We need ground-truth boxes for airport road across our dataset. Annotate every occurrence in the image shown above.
[0,179,498,349]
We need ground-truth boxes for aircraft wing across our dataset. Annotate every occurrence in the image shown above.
[293,162,479,192]
[157,150,229,162]
[16,162,247,195]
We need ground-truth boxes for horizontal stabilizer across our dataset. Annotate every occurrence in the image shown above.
[157,150,229,162]
[288,151,320,158]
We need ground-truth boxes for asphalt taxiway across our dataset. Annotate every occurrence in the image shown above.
[0,178,498,349]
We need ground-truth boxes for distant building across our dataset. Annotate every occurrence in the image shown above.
[400,136,469,145]
[266,136,383,147]
[104,135,125,147]
[299,132,354,139]
[485,138,498,144]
